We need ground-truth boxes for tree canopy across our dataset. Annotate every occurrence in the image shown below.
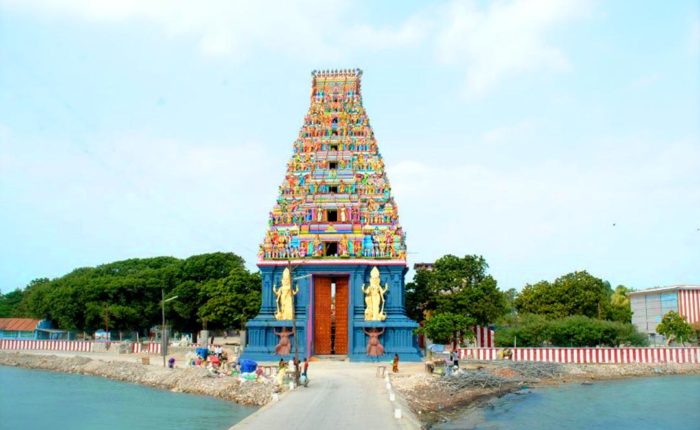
[12,252,260,334]
[514,271,614,320]
[417,312,475,345]
[656,311,694,345]
[495,314,648,347]
[405,254,507,325]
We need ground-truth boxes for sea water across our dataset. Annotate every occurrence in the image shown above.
[435,375,700,430]
[0,366,257,430]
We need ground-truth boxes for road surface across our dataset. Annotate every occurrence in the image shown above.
[232,361,419,430]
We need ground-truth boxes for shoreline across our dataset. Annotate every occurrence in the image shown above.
[0,351,274,406]
[391,361,700,428]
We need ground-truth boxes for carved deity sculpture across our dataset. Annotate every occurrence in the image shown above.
[362,267,388,321]
[274,327,292,355]
[364,328,385,357]
[273,268,299,320]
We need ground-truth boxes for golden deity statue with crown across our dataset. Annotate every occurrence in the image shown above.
[362,267,388,321]
[273,268,298,320]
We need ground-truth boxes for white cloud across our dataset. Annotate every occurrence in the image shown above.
[435,0,591,96]
[0,0,596,95]
[389,135,700,289]
[0,0,427,59]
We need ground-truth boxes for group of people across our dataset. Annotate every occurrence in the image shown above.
[276,357,310,387]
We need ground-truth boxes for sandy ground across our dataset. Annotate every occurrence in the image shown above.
[233,360,422,430]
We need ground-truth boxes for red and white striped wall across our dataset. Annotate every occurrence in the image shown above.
[0,339,92,352]
[131,343,162,354]
[458,347,700,364]
[473,326,495,348]
[678,289,700,324]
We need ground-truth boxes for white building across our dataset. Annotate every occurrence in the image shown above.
[629,285,700,340]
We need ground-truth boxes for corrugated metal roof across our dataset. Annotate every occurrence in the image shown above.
[0,318,41,331]
[628,285,700,296]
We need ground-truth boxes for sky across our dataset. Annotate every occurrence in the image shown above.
[1,0,699,294]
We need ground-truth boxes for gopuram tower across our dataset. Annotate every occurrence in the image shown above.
[242,69,422,361]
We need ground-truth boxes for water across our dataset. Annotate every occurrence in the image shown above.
[0,366,257,430]
[435,375,700,430]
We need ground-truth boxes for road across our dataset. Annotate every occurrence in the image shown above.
[232,361,420,430]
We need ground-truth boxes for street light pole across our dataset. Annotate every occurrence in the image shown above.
[161,289,165,368]
[161,289,178,368]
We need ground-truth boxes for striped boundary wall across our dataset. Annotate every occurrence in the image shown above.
[458,347,700,364]
[0,339,92,352]
[131,342,162,354]
[678,289,700,324]
[473,326,495,348]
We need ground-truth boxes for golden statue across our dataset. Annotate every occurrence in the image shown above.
[362,267,388,321]
[273,268,299,320]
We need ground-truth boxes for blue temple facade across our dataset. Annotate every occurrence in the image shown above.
[242,69,422,362]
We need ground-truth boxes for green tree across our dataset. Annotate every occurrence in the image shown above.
[515,271,611,319]
[656,311,694,345]
[495,313,552,347]
[198,269,262,330]
[495,313,647,347]
[407,255,506,325]
[17,252,259,335]
[405,269,433,321]
[417,312,475,345]
[607,285,633,323]
[0,289,26,317]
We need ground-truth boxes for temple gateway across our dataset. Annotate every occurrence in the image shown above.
[242,69,422,361]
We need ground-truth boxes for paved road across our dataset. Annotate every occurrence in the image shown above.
[232,361,419,430]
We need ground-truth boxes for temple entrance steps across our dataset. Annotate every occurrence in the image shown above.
[311,355,348,361]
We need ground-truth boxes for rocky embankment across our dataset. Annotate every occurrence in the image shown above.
[0,351,274,406]
[391,361,700,427]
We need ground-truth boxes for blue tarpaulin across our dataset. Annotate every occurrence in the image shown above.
[239,359,257,373]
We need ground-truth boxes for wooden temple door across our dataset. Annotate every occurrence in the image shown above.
[334,277,349,354]
[313,277,333,355]
[313,276,349,355]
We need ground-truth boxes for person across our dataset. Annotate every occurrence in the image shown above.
[392,353,399,373]
[209,354,221,369]
[278,358,286,370]
[302,357,309,377]
[168,357,175,369]
[444,353,452,376]
[453,351,459,370]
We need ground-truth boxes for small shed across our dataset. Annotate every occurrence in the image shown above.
[0,318,49,339]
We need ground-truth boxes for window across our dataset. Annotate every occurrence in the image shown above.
[329,162,338,170]
[327,210,338,222]
[325,242,338,256]
[329,186,338,193]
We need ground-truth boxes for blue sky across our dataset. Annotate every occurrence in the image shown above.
[1,0,698,293]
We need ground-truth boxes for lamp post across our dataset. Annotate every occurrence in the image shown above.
[161,289,178,368]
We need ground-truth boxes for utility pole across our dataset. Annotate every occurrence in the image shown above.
[161,289,178,368]
[289,259,300,386]
[287,259,312,386]
[161,288,165,368]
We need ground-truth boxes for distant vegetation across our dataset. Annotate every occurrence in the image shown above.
[406,255,648,347]
[0,253,260,335]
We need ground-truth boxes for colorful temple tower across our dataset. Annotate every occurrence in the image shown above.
[242,69,421,362]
